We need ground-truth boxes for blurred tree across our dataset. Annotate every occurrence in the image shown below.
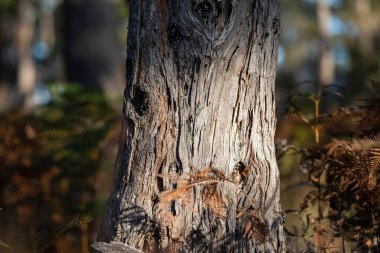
[1,0,128,111]
[317,0,335,87]
[97,0,284,252]
[0,0,16,111]
[344,0,380,97]
[354,0,378,55]
[0,0,34,111]
[63,0,124,103]
[16,0,37,108]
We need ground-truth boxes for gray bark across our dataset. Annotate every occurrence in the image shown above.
[98,0,284,252]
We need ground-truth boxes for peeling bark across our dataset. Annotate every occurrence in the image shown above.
[98,0,284,252]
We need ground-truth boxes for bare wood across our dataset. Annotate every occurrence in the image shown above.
[98,0,284,252]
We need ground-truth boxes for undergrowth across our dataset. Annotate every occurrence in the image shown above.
[279,80,380,252]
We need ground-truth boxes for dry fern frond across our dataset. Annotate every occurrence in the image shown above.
[368,148,380,189]
[177,187,194,211]
[369,148,380,169]
[237,208,266,242]
[325,139,359,158]
[155,186,193,233]
[359,109,380,137]
[155,202,175,229]
[358,83,380,138]
[211,168,228,180]
[155,166,230,238]
[201,184,227,219]
[157,166,228,207]
[286,80,380,252]
[157,173,179,184]
[143,221,157,252]
[158,186,191,205]
[189,165,213,177]
[312,221,329,251]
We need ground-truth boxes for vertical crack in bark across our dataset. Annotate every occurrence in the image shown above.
[175,111,183,174]
[209,120,217,161]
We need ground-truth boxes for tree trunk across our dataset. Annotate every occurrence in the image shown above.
[16,0,36,108]
[63,0,123,98]
[317,0,335,88]
[98,0,284,252]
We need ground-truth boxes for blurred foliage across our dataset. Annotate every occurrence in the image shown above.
[0,0,14,12]
[0,83,119,253]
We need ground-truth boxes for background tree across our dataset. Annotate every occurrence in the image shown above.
[63,0,124,103]
[97,0,284,252]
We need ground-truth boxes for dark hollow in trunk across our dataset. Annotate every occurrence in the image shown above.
[98,0,284,252]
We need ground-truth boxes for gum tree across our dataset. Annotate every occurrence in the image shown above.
[97,0,284,252]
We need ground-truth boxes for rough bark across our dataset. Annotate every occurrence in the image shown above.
[98,0,284,252]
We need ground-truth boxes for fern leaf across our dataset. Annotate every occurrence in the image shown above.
[368,148,380,189]
[201,184,227,219]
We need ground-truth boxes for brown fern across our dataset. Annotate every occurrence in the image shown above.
[237,207,266,242]
[368,148,380,190]
[358,81,380,138]
[155,165,230,242]
[284,80,380,252]
[155,164,264,245]
[201,183,227,219]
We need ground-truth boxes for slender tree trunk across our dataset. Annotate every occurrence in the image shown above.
[355,0,378,55]
[63,0,123,99]
[98,0,284,252]
[317,0,335,87]
[16,0,36,108]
